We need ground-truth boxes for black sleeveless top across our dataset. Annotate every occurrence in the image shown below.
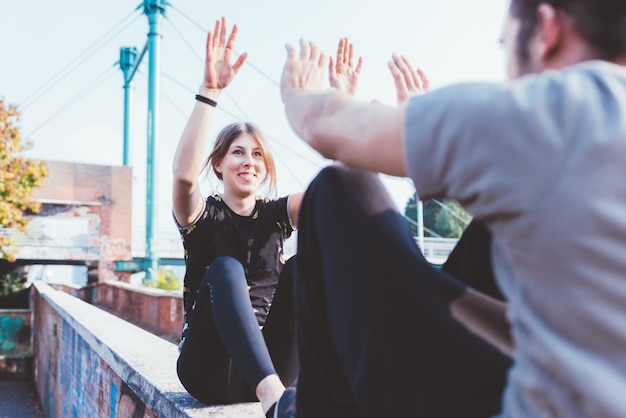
[177,194,293,327]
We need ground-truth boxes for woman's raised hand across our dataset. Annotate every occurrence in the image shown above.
[329,37,363,97]
[201,17,248,92]
[388,54,429,104]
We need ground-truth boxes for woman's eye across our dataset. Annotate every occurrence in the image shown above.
[233,150,242,155]
[254,152,262,157]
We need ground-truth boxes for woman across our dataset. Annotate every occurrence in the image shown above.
[172,17,361,417]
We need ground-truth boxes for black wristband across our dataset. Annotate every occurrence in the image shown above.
[195,94,217,107]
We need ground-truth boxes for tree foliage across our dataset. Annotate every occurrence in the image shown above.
[143,267,182,291]
[404,195,472,238]
[0,271,27,296]
[0,97,48,262]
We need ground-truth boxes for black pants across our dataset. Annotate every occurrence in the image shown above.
[295,166,512,418]
[177,256,298,404]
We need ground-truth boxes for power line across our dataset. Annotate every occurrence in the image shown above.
[163,14,203,63]
[160,70,322,169]
[430,199,471,226]
[160,73,310,190]
[25,64,118,138]
[160,89,191,121]
[21,9,142,111]
[166,3,207,33]
[404,217,443,238]
[161,13,324,188]
[135,63,190,121]
[167,4,279,87]
[160,18,326,169]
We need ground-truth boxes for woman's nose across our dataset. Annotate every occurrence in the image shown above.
[242,154,252,166]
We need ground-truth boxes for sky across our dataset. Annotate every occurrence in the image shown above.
[1,0,509,257]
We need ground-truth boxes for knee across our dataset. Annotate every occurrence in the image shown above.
[310,165,381,199]
[311,165,353,192]
[280,255,296,282]
[203,256,246,289]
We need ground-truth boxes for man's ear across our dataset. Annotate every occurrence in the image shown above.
[536,3,562,61]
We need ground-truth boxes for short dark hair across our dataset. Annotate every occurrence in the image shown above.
[510,0,626,61]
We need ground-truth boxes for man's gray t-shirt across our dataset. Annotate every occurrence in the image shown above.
[405,61,626,418]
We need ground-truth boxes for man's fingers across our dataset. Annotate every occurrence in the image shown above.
[299,38,311,60]
[391,54,411,85]
[336,38,345,70]
[318,52,327,68]
[310,41,322,65]
[355,57,363,75]
[285,43,297,60]
[401,55,423,90]
[347,41,354,66]
[388,59,409,102]
[417,68,430,91]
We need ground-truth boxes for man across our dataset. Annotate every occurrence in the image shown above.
[278,0,626,417]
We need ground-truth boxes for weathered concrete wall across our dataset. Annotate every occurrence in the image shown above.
[32,283,155,418]
[95,281,183,343]
[31,281,263,417]
[0,308,32,379]
[53,281,183,344]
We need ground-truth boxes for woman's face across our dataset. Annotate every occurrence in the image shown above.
[215,133,267,197]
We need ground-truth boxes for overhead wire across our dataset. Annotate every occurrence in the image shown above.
[165,7,432,228]
[430,198,472,226]
[136,70,190,121]
[21,9,142,111]
[162,16,323,172]
[405,217,443,238]
[161,72,310,190]
[167,4,279,87]
[25,64,118,138]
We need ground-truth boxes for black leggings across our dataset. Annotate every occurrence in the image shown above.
[177,256,298,404]
[295,166,512,418]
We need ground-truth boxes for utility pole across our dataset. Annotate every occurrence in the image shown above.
[416,192,425,251]
[119,47,138,166]
[143,0,166,280]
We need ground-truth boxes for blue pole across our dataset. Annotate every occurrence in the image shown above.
[143,0,166,280]
[119,47,137,166]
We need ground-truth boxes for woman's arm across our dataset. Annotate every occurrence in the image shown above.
[288,192,304,229]
[172,17,248,226]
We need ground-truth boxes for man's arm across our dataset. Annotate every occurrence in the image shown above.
[281,39,408,177]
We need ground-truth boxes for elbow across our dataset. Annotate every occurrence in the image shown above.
[173,175,196,195]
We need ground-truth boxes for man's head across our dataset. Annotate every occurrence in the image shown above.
[502,0,626,79]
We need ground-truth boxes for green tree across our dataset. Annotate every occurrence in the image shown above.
[0,97,48,262]
[143,267,182,291]
[0,271,26,296]
[404,195,471,238]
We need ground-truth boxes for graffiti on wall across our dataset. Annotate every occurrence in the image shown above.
[0,316,23,351]
[0,314,30,354]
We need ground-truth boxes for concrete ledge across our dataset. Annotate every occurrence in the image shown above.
[33,281,263,417]
[54,280,184,344]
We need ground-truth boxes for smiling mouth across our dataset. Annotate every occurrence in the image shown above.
[239,172,256,180]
